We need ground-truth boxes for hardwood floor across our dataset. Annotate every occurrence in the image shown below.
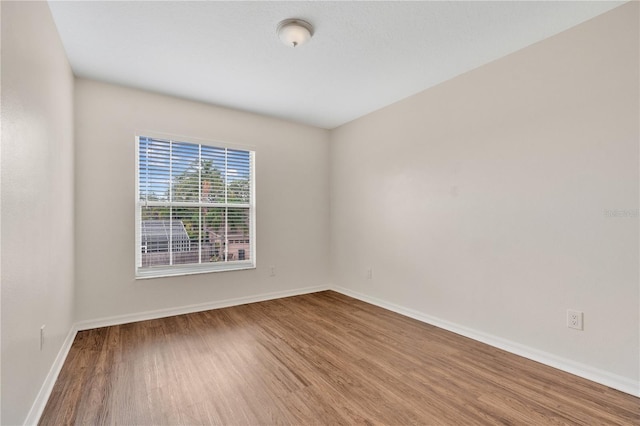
[40,291,639,425]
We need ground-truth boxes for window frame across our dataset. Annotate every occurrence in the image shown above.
[135,133,256,279]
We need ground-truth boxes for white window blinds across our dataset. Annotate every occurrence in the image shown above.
[136,136,255,278]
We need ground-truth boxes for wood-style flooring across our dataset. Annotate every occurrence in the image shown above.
[40,291,639,425]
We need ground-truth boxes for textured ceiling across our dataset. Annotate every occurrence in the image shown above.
[47,1,625,129]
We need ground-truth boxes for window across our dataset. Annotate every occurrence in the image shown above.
[136,136,255,278]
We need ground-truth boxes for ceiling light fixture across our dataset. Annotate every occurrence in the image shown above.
[277,19,314,48]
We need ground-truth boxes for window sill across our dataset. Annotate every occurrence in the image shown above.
[135,261,256,280]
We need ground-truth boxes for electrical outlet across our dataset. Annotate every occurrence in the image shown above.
[40,325,46,350]
[269,266,276,277]
[567,310,583,330]
[366,268,373,280]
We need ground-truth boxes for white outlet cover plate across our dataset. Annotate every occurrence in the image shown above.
[567,309,584,330]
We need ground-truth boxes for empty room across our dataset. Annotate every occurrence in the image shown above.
[1,0,639,425]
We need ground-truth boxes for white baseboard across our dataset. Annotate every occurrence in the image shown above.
[23,325,79,426]
[331,285,639,398]
[75,284,331,331]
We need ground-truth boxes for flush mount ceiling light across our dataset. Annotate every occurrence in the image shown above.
[277,19,314,48]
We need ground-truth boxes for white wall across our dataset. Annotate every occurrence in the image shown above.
[74,79,330,322]
[1,1,75,424]
[330,2,639,386]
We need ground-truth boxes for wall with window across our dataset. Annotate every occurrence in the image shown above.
[74,79,330,322]
[1,2,75,424]
[330,3,638,386]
